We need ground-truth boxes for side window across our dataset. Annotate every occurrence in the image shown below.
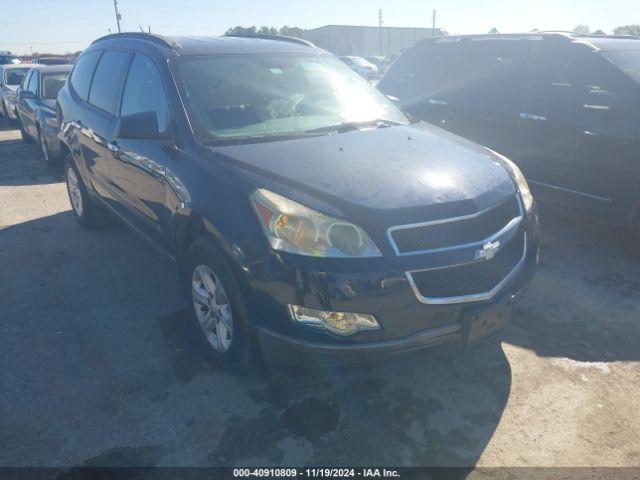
[120,53,170,132]
[88,50,131,115]
[69,51,101,101]
[27,71,38,93]
[21,71,32,90]
[441,43,527,115]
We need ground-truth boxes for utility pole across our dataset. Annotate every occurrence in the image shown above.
[378,9,383,56]
[432,9,437,35]
[113,0,122,33]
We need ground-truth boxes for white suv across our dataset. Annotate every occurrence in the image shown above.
[0,64,30,121]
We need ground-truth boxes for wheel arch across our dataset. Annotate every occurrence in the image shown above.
[173,211,253,300]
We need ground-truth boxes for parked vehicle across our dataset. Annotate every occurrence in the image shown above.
[0,51,22,65]
[366,56,391,74]
[379,33,640,228]
[339,55,379,80]
[58,33,539,370]
[15,65,72,164]
[32,56,74,65]
[0,64,30,122]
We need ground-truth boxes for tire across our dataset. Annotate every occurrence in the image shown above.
[39,128,57,166]
[17,117,33,143]
[185,238,253,373]
[65,161,109,229]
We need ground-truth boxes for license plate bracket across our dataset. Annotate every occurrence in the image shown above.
[464,295,514,345]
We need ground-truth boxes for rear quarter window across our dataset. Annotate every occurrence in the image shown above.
[69,51,101,101]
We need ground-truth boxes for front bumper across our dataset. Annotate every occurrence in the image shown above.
[245,212,539,366]
[257,277,531,366]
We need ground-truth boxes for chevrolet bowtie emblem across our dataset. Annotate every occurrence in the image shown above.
[475,240,501,261]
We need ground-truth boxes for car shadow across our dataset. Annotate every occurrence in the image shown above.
[0,119,64,186]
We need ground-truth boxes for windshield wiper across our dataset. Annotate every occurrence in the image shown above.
[305,119,403,134]
[201,131,324,146]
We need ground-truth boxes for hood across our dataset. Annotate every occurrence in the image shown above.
[212,122,516,226]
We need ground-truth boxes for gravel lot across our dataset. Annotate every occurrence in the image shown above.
[1,116,639,468]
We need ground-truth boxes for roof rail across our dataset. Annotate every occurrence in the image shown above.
[91,32,180,50]
[225,34,316,48]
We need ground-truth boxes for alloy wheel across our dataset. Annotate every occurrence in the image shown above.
[39,131,49,163]
[191,264,234,353]
[66,167,83,217]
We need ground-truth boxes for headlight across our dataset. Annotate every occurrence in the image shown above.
[251,188,381,258]
[487,148,534,211]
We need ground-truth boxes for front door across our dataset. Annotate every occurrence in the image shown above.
[107,52,173,249]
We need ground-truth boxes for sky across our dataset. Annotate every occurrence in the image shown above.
[1,0,637,55]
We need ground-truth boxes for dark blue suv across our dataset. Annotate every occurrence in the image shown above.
[58,33,539,370]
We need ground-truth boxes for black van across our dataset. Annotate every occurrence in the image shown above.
[379,33,640,227]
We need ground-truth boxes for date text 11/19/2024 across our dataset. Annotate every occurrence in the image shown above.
[233,468,401,478]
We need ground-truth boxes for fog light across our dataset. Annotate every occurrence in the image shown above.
[287,304,380,336]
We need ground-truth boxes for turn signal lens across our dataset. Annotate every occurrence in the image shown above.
[287,304,380,336]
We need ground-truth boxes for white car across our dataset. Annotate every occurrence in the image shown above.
[339,56,380,80]
[1,64,31,121]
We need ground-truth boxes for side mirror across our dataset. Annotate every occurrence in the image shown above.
[18,90,35,100]
[116,111,171,140]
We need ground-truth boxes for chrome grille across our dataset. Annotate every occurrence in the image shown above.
[388,196,522,256]
[407,231,527,304]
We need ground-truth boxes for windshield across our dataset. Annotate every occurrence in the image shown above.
[602,50,640,84]
[4,68,29,86]
[173,53,407,144]
[42,72,70,98]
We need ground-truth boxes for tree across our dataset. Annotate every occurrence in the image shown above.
[572,25,591,35]
[592,29,606,36]
[489,27,499,34]
[279,26,306,38]
[224,25,257,36]
[613,24,640,37]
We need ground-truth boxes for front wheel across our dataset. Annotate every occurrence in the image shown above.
[17,117,33,143]
[65,162,109,229]
[186,239,252,373]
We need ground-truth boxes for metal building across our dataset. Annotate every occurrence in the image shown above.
[303,25,442,57]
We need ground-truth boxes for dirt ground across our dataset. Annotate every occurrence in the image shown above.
[0,116,639,468]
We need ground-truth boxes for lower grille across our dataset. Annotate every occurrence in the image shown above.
[407,231,526,304]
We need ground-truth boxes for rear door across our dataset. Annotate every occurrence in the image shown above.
[73,50,131,199]
[106,52,173,248]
